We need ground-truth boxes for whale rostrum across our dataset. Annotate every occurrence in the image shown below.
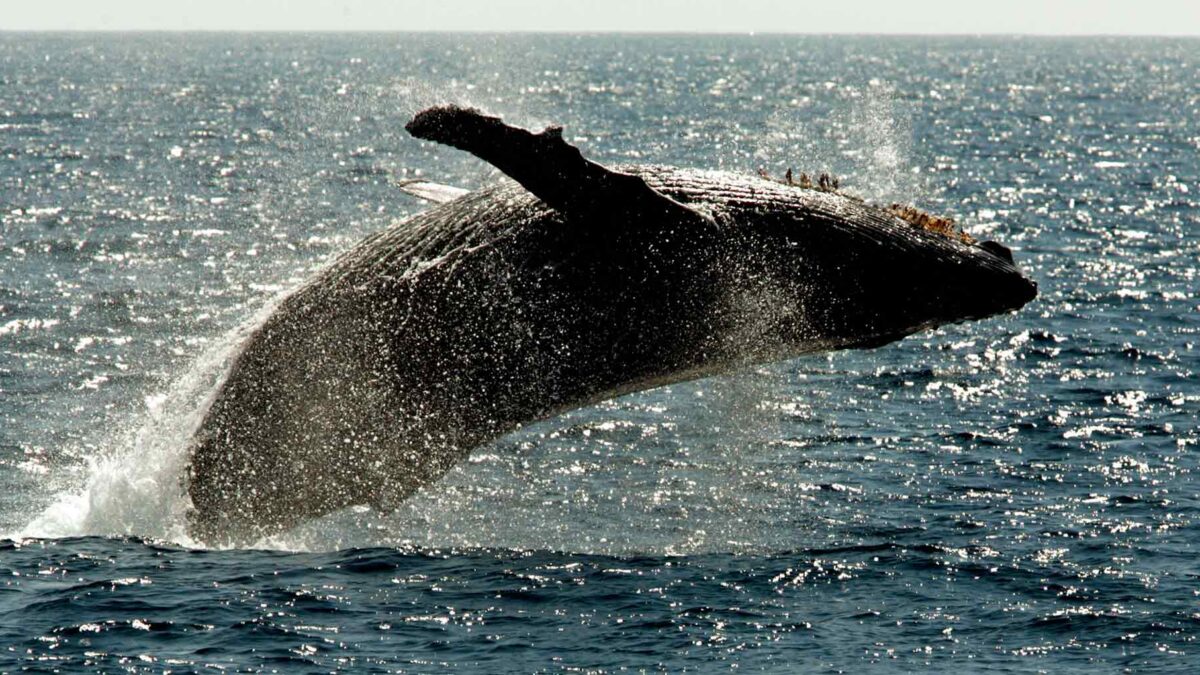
[184,105,1037,546]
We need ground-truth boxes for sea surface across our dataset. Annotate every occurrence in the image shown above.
[1,33,1198,672]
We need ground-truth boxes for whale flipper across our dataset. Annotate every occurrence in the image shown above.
[405,105,707,225]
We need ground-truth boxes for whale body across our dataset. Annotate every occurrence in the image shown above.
[185,106,1037,545]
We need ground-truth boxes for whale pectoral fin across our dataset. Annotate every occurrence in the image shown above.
[405,105,709,225]
[395,179,470,204]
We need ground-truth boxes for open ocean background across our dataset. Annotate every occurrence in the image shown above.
[1,33,1198,672]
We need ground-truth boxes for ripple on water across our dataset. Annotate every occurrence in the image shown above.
[0,33,1198,672]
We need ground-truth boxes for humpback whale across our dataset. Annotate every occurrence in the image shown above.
[185,105,1037,546]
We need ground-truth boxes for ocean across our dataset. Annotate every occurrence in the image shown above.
[1,33,1197,672]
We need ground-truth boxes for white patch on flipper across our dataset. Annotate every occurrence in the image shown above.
[395,179,470,204]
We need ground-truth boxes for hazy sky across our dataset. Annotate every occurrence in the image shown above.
[4,0,1200,35]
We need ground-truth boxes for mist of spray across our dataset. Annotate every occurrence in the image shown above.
[17,298,288,547]
[755,81,926,205]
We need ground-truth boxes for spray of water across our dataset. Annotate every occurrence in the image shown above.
[756,81,925,205]
[848,83,926,204]
[18,297,287,547]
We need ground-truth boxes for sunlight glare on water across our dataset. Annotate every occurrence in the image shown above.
[0,33,1197,672]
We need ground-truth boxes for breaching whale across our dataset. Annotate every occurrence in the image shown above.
[185,105,1037,546]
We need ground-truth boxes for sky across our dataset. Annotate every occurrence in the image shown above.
[3,0,1199,35]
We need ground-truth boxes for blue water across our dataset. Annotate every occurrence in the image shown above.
[1,33,1198,672]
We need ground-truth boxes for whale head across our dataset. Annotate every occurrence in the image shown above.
[585,167,1040,377]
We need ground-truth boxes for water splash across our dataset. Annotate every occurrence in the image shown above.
[756,81,922,204]
[845,83,922,204]
[17,298,287,547]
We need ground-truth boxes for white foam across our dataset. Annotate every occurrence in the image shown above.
[18,297,287,548]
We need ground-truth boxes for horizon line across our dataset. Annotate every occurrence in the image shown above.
[3,28,1199,38]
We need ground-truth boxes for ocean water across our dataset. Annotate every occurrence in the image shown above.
[1,32,1198,672]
